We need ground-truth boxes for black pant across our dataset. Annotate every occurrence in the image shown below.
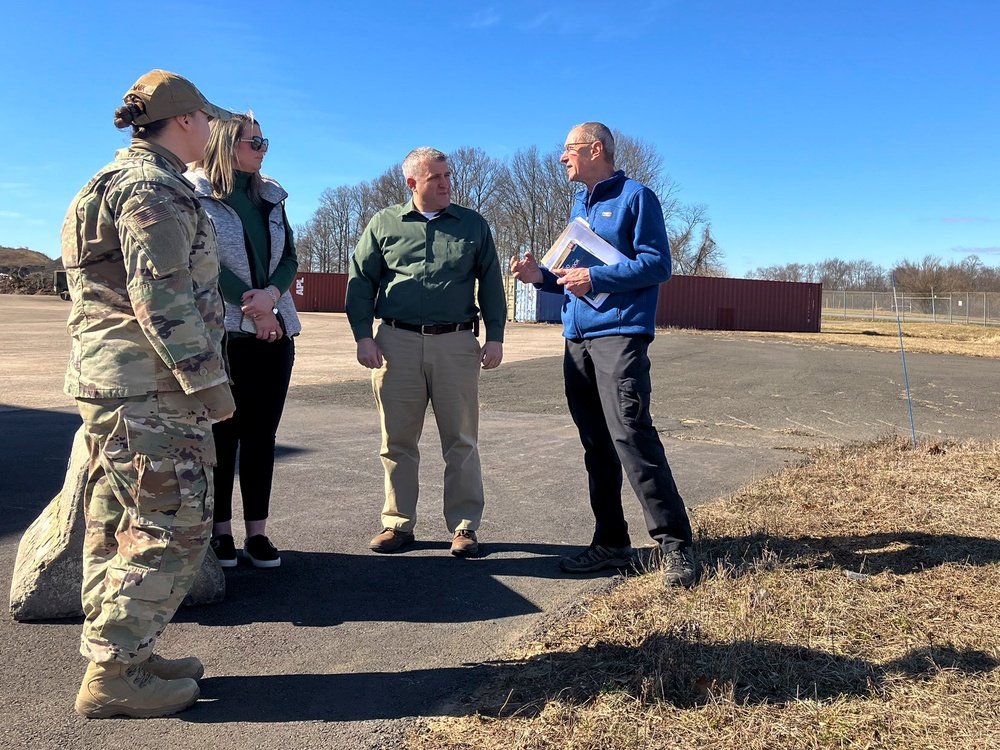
[213,335,295,524]
[564,335,692,551]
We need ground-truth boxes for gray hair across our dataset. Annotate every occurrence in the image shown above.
[573,122,615,162]
[402,147,449,179]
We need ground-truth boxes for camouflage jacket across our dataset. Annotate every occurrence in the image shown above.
[61,140,233,415]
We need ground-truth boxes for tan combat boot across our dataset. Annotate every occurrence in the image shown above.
[142,653,205,681]
[74,661,200,719]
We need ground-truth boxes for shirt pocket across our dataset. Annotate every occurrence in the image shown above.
[433,239,476,277]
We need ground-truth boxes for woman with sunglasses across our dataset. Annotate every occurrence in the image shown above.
[186,112,301,570]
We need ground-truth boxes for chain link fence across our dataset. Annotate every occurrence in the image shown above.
[823,290,1000,326]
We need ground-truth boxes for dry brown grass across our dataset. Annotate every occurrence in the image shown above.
[703,318,1000,359]
[408,438,1000,749]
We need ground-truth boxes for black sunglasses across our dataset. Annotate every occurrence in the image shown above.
[239,136,269,152]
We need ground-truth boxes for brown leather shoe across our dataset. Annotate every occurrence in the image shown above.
[369,528,415,553]
[451,529,479,557]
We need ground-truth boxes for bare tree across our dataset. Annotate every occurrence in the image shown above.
[493,146,580,267]
[612,130,679,222]
[293,221,317,271]
[894,253,1000,293]
[295,129,728,280]
[845,259,889,291]
[496,146,551,260]
[666,204,725,276]
[319,185,362,273]
[817,258,852,289]
[609,131,723,273]
[747,263,818,283]
[893,255,944,293]
[964,256,1000,291]
[450,147,504,215]
[743,254,1000,293]
[368,164,407,217]
[295,207,339,273]
[542,148,578,234]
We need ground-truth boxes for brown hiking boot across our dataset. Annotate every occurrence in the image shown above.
[142,652,205,681]
[450,529,480,557]
[74,661,200,719]
[369,528,415,553]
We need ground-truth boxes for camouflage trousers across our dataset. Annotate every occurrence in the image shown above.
[76,391,217,664]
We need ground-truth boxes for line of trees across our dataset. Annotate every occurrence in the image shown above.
[747,254,1000,293]
[294,131,724,278]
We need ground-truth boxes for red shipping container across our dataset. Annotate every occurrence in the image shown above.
[655,276,821,333]
[291,272,349,313]
[290,272,820,333]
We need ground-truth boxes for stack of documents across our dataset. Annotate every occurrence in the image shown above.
[541,218,628,309]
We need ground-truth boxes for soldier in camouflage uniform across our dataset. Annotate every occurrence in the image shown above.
[61,70,235,719]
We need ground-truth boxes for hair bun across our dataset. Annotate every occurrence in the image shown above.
[113,104,136,128]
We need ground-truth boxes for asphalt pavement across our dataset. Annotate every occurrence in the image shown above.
[1,297,997,749]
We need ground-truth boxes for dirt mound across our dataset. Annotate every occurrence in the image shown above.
[0,247,62,295]
[0,246,57,270]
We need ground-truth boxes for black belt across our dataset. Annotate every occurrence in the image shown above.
[382,318,476,335]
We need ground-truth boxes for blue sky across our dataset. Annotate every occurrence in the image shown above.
[1,0,997,278]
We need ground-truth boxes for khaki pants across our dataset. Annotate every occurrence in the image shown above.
[372,324,484,533]
[77,392,215,664]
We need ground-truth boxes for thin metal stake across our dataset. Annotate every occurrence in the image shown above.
[892,274,918,449]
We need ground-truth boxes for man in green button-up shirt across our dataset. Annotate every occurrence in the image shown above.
[346,147,506,558]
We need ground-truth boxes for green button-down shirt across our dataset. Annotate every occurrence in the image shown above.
[346,199,507,342]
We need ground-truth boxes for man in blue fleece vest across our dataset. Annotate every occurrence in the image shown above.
[510,122,696,588]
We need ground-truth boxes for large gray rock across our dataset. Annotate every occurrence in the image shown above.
[9,426,225,621]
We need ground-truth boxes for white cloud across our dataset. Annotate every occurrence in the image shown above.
[466,8,501,28]
[950,245,1000,256]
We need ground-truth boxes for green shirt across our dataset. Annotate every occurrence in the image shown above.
[346,199,507,342]
[217,171,298,307]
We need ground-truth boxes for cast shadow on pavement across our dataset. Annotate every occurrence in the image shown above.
[178,543,602,629]
[0,406,79,539]
[0,400,311,542]
[186,664,498,723]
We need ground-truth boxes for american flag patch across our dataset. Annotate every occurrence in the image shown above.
[131,202,173,228]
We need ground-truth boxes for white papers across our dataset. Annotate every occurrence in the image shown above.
[541,218,629,309]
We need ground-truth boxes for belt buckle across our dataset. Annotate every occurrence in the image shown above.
[420,324,432,335]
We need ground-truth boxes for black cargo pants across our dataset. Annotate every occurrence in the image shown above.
[563,334,693,551]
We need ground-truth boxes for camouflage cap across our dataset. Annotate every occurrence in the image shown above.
[124,70,232,125]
